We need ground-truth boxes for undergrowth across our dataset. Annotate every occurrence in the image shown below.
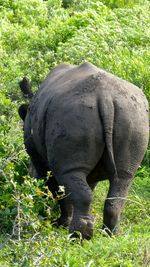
[0,0,149,266]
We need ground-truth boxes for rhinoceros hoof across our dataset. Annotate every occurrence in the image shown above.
[102,224,119,237]
[69,215,94,240]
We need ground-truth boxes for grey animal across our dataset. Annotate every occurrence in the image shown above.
[18,62,149,239]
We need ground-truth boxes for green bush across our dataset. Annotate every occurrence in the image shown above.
[0,0,149,266]
[102,0,146,8]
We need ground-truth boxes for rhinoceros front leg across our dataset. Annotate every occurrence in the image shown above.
[57,173,94,240]
[103,176,132,235]
[57,198,73,227]
[30,162,73,227]
[47,176,73,227]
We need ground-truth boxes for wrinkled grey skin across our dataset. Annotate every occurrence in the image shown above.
[19,62,149,239]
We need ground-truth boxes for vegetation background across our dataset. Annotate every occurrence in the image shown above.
[0,0,149,266]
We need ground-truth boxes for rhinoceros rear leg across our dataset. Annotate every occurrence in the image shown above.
[57,173,93,239]
[103,176,132,235]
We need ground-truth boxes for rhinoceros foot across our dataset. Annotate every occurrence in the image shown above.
[69,215,94,240]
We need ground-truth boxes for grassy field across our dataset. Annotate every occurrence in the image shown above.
[0,0,149,266]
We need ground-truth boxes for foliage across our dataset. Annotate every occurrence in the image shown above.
[0,0,149,266]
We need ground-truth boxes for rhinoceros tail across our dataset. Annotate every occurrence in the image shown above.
[98,97,118,179]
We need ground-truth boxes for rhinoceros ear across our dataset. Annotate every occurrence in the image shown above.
[18,104,29,121]
[19,77,33,99]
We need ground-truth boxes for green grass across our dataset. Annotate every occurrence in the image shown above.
[0,0,150,266]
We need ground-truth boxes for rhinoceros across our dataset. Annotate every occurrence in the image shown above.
[18,62,149,239]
